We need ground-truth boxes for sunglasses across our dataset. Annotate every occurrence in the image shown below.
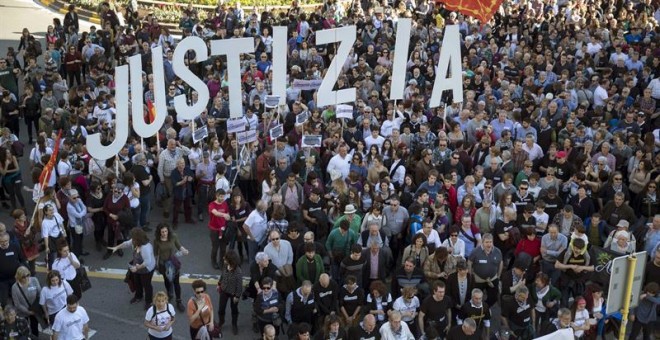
[195,289,205,294]
[262,286,272,290]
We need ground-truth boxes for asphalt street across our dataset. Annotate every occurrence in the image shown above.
[0,2,258,339]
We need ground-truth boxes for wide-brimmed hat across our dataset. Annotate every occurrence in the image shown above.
[344,204,357,214]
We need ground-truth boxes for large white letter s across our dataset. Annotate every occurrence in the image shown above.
[173,37,210,120]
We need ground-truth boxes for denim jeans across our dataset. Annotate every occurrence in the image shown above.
[139,193,151,227]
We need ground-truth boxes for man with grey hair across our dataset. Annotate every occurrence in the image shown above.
[383,195,409,259]
[540,224,568,286]
[157,138,191,218]
[468,233,502,309]
[359,222,388,249]
[458,289,491,339]
[379,310,415,339]
[447,317,478,338]
[540,307,573,335]
[0,231,25,306]
[501,286,535,339]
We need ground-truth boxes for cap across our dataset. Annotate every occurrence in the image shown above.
[545,93,554,100]
[616,220,630,228]
[556,151,567,159]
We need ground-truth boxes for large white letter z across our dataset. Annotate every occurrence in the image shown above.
[316,26,356,107]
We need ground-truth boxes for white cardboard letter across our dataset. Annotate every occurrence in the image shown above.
[173,37,210,120]
[210,38,254,118]
[390,18,412,100]
[87,65,130,160]
[429,24,463,107]
[130,48,167,138]
[316,26,356,107]
[272,26,287,105]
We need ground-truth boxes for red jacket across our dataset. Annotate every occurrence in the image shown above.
[514,236,542,258]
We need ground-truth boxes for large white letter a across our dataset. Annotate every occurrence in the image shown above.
[429,25,463,107]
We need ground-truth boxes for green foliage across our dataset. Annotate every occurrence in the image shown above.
[65,0,320,24]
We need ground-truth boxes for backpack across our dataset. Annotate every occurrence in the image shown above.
[68,125,86,144]
[27,39,42,58]
[149,304,173,323]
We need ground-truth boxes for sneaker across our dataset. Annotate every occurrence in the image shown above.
[176,300,185,312]
[130,297,142,304]
[232,324,238,335]
[198,214,204,221]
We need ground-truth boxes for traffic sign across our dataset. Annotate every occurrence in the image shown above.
[606,251,647,315]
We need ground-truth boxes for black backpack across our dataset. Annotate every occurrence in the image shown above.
[27,39,42,57]
[149,305,174,322]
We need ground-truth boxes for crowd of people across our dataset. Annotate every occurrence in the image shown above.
[0,0,659,338]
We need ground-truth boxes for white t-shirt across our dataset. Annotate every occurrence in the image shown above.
[51,254,80,281]
[40,281,73,316]
[593,86,608,107]
[245,210,268,243]
[52,306,89,339]
[145,303,176,338]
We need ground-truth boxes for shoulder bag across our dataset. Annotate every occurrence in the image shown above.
[17,282,48,329]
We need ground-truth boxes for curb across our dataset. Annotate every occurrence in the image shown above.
[37,0,102,25]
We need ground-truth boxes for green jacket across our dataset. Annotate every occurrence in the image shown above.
[333,215,363,235]
[296,254,325,285]
[529,284,562,310]
[325,228,358,257]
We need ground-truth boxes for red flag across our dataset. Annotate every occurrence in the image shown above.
[439,0,503,24]
[38,130,62,187]
[146,99,156,124]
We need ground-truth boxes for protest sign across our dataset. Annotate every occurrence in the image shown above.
[237,130,258,145]
[336,104,354,119]
[192,125,208,144]
[301,135,323,148]
[265,95,280,108]
[296,111,309,125]
[269,125,284,140]
[227,118,246,134]
[292,79,323,91]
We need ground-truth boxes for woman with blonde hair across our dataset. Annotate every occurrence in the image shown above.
[144,291,176,340]
[11,266,41,337]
